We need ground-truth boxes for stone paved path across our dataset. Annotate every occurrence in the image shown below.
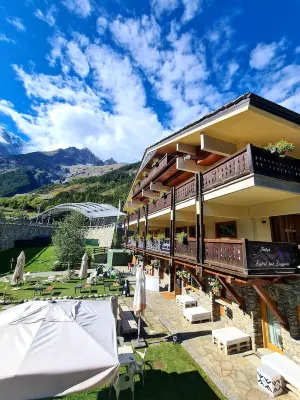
[123,290,290,400]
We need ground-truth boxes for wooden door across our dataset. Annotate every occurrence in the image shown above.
[260,299,284,354]
[270,215,300,244]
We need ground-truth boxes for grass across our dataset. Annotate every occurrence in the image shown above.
[0,277,124,301]
[0,245,99,275]
[42,343,225,400]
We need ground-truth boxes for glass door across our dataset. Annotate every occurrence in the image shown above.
[261,299,283,353]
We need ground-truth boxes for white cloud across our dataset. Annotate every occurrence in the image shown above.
[34,5,57,26]
[6,16,26,32]
[0,34,15,44]
[223,61,239,90]
[67,41,90,77]
[151,0,202,23]
[61,0,91,18]
[249,41,281,70]
[97,17,108,35]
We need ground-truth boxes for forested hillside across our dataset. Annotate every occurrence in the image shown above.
[0,162,140,214]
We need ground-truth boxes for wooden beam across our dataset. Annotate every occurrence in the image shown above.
[185,265,205,291]
[127,200,142,208]
[176,143,196,155]
[234,278,283,287]
[253,285,288,329]
[217,276,245,310]
[142,189,158,198]
[200,134,237,156]
[150,182,171,191]
[176,157,206,173]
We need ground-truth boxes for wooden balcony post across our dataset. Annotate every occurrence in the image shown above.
[144,204,148,250]
[197,172,204,264]
[170,187,175,258]
[246,143,254,173]
[137,209,140,234]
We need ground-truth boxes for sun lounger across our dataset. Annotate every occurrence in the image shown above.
[43,286,55,296]
[183,306,211,323]
[212,326,251,355]
[176,295,197,308]
[262,352,300,396]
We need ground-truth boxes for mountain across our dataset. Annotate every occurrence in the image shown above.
[0,147,119,196]
[0,128,24,156]
[0,162,140,214]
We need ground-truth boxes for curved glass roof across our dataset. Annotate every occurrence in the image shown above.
[32,202,124,220]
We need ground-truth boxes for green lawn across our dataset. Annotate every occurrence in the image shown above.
[42,343,225,400]
[0,277,124,302]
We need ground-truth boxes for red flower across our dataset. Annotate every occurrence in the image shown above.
[282,136,285,138]
[285,151,289,155]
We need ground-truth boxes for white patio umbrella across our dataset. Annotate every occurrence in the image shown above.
[79,252,88,279]
[133,264,146,341]
[11,251,25,285]
[0,300,119,400]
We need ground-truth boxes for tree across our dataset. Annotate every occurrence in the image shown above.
[52,212,88,269]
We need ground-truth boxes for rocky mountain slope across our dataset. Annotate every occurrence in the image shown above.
[0,146,119,196]
[0,128,24,156]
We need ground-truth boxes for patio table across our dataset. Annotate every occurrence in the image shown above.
[75,284,83,293]
[118,345,136,366]
[34,286,44,295]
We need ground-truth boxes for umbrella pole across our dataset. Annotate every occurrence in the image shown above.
[138,314,141,341]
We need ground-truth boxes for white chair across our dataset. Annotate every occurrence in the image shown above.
[129,348,147,386]
[110,373,135,400]
[117,336,125,347]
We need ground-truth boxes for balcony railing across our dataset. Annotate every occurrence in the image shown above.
[132,154,175,197]
[203,144,300,192]
[128,212,138,222]
[204,239,299,275]
[148,192,171,215]
[174,240,197,260]
[175,177,196,203]
[146,239,170,254]
[127,237,136,247]
[138,240,144,249]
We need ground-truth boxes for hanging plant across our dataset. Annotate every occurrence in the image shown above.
[149,196,157,204]
[150,259,161,268]
[208,277,222,296]
[146,233,153,241]
[176,231,188,244]
[136,254,144,262]
[132,232,140,241]
[156,233,165,242]
[159,189,168,199]
[264,137,295,158]
[135,179,141,187]
[176,270,189,279]
[142,171,149,178]
[151,158,159,168]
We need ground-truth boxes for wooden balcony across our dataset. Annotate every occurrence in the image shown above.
[148,192,171,215]
[132,154,175,197]
[204,239,299,276]
[128,212,138,223]
[174,240,196,260]
[203,144,300,192]
[175,177,196,204]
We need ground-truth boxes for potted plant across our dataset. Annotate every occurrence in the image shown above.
[208,278,222,296]
[136,254,144,262]
[142,171,149,178]
[151,158,159,168]
[146,233,153,242]
[149,196,157,204]
[150,259,161,268]
[135,179,141,187]
[176,231,188,245]
[156,233,165,243]
[176,270,189,279]
[159,189,168,199]
[264,137,295,158]
[132,232,140,241]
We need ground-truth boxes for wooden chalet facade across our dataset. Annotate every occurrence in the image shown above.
[123,92,300,360]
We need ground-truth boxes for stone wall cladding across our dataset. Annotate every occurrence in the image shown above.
[84,226,115,248]
[0,222,54,251]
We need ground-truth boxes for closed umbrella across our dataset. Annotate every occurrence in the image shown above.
[79,253,88,280]
[133,264,146,341]
[11,251,25,285]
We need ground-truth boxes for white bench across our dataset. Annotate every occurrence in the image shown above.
[183,306,211,323]
[212,326,251,355]
[176,295,197,308]
[262,353,300,398]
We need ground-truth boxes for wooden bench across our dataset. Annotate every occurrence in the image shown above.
[262,353,300,398]
[212,326,251,355]
[183,306,211,323]
[119,304,137,335]
[176,295,197,308]
[43,286,55,296]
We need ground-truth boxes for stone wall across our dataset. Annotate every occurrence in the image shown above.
[84,225,116,248]
[0,222,54,251]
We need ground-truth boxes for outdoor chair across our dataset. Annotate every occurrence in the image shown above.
[129,348,147,386]
[110,373,135,400]
[104,282,110,291]
[117,336,124,347]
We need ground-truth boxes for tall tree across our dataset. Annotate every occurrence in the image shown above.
[52,212,88,268]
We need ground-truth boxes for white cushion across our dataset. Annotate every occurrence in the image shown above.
[176,295,196,304]
[183,306,210,321]
[262,352,300,390]
[212,327,250,345]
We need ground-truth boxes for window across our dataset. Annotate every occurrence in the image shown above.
[176,226,187,234]
[189,225,196,238]
[215,221,237,238]
[165,227,170,238]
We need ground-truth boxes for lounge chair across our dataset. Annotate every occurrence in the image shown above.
[110,373,135,400]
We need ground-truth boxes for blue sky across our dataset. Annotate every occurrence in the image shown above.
[0,0,300,162]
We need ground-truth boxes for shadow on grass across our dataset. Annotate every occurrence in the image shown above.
[43,369,220,400]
